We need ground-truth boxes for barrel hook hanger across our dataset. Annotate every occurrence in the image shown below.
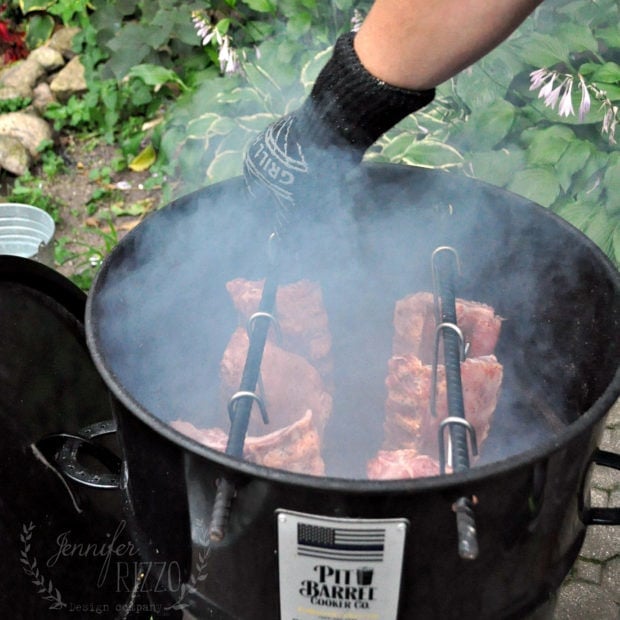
[437,416,479,475]
[431,245,462,325]
[246,310,282,408]
[247,311,282,345]
[227,390,269,426]
[430,322,466,419]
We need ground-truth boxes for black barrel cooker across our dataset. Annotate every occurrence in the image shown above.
[13,164,620,619]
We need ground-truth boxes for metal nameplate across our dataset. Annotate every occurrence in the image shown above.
[277,510,408,620]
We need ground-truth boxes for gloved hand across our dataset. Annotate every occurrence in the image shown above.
[243,32,435,234]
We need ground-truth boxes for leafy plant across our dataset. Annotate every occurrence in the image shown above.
[3,171,64,221]
[0,96,32,113]
[370,0,620,266]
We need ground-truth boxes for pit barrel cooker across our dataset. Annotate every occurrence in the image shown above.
[8,164,620,619]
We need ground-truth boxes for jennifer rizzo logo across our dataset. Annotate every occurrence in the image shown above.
[18,519,190,616]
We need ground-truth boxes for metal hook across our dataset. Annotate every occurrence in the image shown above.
[228,390,269,425]
[247,311,282,345]
[438,417,479,474]
[431,246,461,324]
[267,231,280,267]
[430,322,466,418]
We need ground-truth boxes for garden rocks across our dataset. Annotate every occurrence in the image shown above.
[0,134,31,176]
[49,55,87,102]
[0,27,84,176]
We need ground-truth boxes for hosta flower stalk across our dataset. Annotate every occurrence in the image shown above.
[192,10,241,76]
[529,68,617,144]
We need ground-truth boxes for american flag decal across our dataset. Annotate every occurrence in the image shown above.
[297,523,385,562]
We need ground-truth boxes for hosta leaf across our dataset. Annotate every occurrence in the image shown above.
[453,100,516,150]
[589,62,620,85]
[379,133,420,162]
[525,125,575,167]
[613,224,620,265]
[19,0,53,13]
[466,100,516,150]
[454,64,507,109]
[286,12,312,38]
[553,22,599,53]
[401,140,463,168]
[603,160,620,214]
[128,144,156,171]
[585,208,614,254]
[513,33,571,67]
[127,64,187,91]
[206,150,242,183]
[556,139,593,191]
[241,0,275,13]
[301,48,333,90]
[555,199,596,231]
[236,113,277,133]
[468,149,526,188]
[597,27,620,50]
[507,167,561,207]
[187,114,236,139]
[24,14,55,49]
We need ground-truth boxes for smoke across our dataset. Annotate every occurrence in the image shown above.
[89,145,620,479]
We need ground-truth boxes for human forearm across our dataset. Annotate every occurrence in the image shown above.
[354,0,543,90]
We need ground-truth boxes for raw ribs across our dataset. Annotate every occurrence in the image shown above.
[220,327,332,437]
[392,292,502,362]
[226,278,333,383]
[171,410,325,476]
[370,293,504,479]
[383,354,503,455]
[367,449,441,480]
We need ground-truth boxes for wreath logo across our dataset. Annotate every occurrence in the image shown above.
[20,522,67,610]
[166,518,211,611]
[19,519,211,614]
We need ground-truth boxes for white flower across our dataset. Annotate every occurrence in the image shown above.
[543,81,564,109]
[558,78,574,117]
[351,9,364,32]
[577,75,591,121]
[219,35,240,75]
[529,68,550,90]
[537,73,557,102]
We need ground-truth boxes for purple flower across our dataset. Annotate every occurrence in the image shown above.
[219,35,240,75]
[529,68,550,90]
[351,9,364,32]
[577,75,591,121]
[558,78,574,117]
[537,73,557,102]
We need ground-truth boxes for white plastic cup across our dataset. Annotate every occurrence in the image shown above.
[0,203,55,267]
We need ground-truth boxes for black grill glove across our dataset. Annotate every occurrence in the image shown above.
[244,32,435,234]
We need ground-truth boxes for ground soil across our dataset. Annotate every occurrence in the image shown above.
[2,133,164,283]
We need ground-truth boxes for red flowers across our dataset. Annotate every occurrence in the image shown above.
[0,17,28,65]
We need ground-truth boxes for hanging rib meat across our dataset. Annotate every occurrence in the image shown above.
[383,353,503,455]
[367,449,442,480]
[220,327,332,437]
[226,278,333,383]
[171,410,325,476]
[392,292,503,361]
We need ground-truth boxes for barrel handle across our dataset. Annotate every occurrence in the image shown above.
[584,449,620,526]
[36,419,121,490]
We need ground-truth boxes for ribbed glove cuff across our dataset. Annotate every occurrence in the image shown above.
[299,32,435,153]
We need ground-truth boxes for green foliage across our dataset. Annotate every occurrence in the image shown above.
[153,0,619,273]
[0,96,32,113]
[370,0,620,266]
[4,171,63,222]
[55,218,119,290]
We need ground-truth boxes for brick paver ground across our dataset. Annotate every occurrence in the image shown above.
[554,399,619,619]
